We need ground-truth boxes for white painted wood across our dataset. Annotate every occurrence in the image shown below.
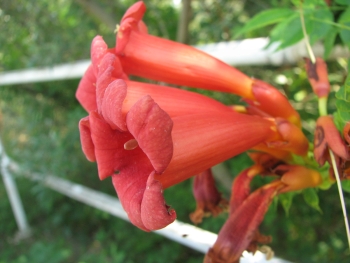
[1,38,348,86]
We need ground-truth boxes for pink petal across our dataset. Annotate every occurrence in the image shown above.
[101,79,128,131]
[190,169,227,224]
[127,95,173,173]
[91,35,108,76]
[76,65,97,112]
[141,172,177,230]
[78,116,96,161]
[205,185,278,263]
[88,111,134,179]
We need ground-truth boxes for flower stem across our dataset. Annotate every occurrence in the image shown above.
[329,149,350,250]
[300,2,350,251]
[299,5,316,64]
[318,97,328,117]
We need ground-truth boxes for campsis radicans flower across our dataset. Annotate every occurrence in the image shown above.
[190,169,228,224]
[115,1,301,127]
[204,154,322,263]
[79,96,275,231]
[314,116,350,180]
[77,40,277,231]
[304,57,330,98]
[75,2,322,262]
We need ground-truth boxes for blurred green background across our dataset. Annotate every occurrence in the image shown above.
[1,0,350,262]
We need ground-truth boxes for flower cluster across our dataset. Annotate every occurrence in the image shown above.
[76,1,332,262]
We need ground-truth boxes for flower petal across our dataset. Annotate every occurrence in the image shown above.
[101,79,128,131]
[274,165,322,193]
[314,116,349,166]
[250,79,301,127]
[88,111,134,179]
[266,118,309,156]
[127,95,173,173]
[190,169,227,224]
[76,65,97,112]
[141,172,177,230]
[204,184,279,263]
[78,116,96,161]
[91,35,109,76]
[305,57,330,98]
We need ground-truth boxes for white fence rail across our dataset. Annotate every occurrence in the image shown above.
[1,38,348,86]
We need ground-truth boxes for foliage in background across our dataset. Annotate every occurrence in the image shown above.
[1,0,350,262]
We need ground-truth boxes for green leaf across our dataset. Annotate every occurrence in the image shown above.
[268,13,304,50]
[342,180,350,193]
[303,188,322,212]
[335,99,350,112]
[234,8,295,37]
[279,192,294,216]
[336,0,350,5]
[335,85,350,102]
[324,28,338,59]
[308,8,333,45]
[334,61,350,129]
[338,6,350,49]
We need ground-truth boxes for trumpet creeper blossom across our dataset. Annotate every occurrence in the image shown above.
[190,169,228,224]
[305,57,330,98]
[79,77,274,231]
[205,157,322,263]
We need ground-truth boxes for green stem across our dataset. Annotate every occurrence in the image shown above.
[299,6,316,64]
[329,149,350,250]
[310,17,350,31]
[318,97,328,116]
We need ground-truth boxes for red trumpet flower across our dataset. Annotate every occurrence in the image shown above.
[78,46,276,231]
[314,116,349,167]
[305,57,330,98]
[79,97,274,231]
[205,157,322,263]
[190,169,228,224]
[115,1,301,127]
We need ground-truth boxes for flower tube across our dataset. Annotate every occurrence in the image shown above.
[115,1,301,127]
[116,1,254,99]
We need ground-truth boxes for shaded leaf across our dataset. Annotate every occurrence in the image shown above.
[342,180,350,193]
[279,192,294,216]
[336,0,350,5]
[303,188,322,212]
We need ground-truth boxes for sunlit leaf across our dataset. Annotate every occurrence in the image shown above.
[308,8,333,45]
[234,8,295,37]
[338,6,350,49]
[268,13,304,50]
[324,29,338,59]
[334,60,350,129]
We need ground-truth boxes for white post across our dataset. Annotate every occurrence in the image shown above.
[0,140,31,239]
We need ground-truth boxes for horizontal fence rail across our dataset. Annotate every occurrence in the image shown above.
[0,139,290,263]
[1,38,348,86]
